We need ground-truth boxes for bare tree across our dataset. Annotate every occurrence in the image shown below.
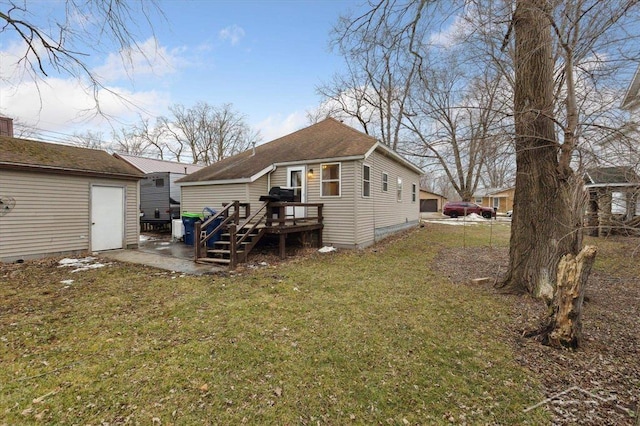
[131,117,171,160]
[1,1,162,114]
[329,0,430,149]
[110,127,151,156]
[497,0,640,298]
[335,0,639,347]
[70,130,109,150]
[403,53,512,200]
[164,102,260,165]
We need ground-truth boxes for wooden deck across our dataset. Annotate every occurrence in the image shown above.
[194,201,323,268]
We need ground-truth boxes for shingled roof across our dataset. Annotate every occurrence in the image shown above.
[0,136,143,179]
[178,118,420,184]
[585,166,640,186]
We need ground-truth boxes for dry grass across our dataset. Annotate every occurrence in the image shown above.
[1,225,549,424]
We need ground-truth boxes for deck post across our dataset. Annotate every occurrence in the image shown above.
[194,221,202,260]
[229,223,237,269]
[279,234,286,258]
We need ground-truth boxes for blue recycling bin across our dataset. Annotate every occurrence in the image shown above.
[181,212,202,246]
[202,208,222,247]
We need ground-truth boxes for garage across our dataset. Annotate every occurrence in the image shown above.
[419,189,447,213]
[0,135,143,262]
[420,199,438,212]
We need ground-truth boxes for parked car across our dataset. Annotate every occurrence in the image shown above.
[506,209,513,217]
[443,201,495,219]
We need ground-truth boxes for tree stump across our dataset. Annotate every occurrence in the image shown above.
[527,245,598,349]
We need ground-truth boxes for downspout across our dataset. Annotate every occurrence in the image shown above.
[268,165,276,190]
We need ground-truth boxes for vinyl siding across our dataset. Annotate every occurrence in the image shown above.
[248,174,269,203]
[0,169,139,262]
[355,150,420,246]
[306,161,356,247]
[177,152,418,249]
[180,183,251,214]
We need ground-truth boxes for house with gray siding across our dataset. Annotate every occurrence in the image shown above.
[177,118,423,249]
[0,136,143,263]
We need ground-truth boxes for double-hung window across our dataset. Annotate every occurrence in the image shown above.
[363,165,371,197]
[382,173,388,192]
[321,163,341,196]
[397,177,403,202]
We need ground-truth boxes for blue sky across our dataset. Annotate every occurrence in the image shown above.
[0,0,363,143]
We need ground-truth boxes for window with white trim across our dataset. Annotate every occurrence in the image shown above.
[475,197,483,204]
[492,197,500,209]
[397,177,403,202]
[363,164,371,197]
[321,163,341,196]
[382,172,388,192]
[412,183,417,202]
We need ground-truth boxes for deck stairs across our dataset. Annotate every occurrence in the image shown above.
[194,201,268,268]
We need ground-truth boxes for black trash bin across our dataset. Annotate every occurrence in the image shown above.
[182,212,202,246]
[202,208,222,247]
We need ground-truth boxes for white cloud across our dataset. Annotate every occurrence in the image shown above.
[0,36,173,138]
[429,15,468,48]
[255,112,308,142]
[219,25,246,46]
[0,75,169,136]
[93,37,184,82]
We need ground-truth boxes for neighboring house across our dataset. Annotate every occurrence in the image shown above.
[473,187,515,214]
[584,166,640,236]
[621,64,640,111]
[177,118,423,249]
[419,189,447,213]
[0,136,143,263]
[113,153,204,228]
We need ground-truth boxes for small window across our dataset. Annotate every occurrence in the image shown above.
[155,178,165,187]
[493,197,500,209]
[382,173,388,192]
[397,177,403,202]
[412,183,417,202]
[363,165,371,197]
[321,163,341,197]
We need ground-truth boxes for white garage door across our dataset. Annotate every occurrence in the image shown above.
[91,185,124,251]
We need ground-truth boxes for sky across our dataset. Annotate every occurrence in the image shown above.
[0,0,365,145]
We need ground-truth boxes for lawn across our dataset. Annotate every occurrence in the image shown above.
[2,223,549,424]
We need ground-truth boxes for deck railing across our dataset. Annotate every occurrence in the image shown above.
[195,200,324,267]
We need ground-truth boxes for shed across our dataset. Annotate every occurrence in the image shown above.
[0,136,143,262]
[177,118,423,249]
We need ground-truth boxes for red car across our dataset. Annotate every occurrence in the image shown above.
[443,201,495,219]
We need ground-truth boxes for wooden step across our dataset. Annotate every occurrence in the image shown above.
[206,249,244,256]
[220,233,258,239]
[214,240,251,246]
[196,257,231,264]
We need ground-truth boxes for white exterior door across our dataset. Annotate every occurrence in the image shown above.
[286,166,306,219]
[91,185,124,251]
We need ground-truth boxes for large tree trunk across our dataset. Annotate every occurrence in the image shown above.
[496,0,581,298]
[525,245,597,349]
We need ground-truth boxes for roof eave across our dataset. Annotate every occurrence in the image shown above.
[585,182,640,188]
[0,162,144,179]
[178,165,275,186]
[368,142,424,175]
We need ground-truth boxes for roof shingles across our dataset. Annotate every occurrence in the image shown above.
[179,118,379,183]
[0,136,143,178]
